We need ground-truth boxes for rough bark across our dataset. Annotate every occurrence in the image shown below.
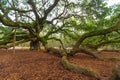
[62,56,100,79]
[0,39,31,49]
[70,47,102,59]
[73,19,120,49]
[46,47,67,57]
[46,47,102,59]
[46,47,101,79]
[30,40,40,51]
[86,40,120,50]
[108,57,120,61]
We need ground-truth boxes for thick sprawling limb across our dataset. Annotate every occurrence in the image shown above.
[108,57,120,61]
[62,56,100,79]
[46,47,101,79]
[70,47,102,59]
[73,19,120,49]
[46,46,102,59]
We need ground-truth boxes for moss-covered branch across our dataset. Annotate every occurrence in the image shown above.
[86,39,120,49]
[0,15,31,29]
[108,57,120,61]
[0,37,36,49]
[46,47,101,79]
[0,31,30,45]
[62,56,100,79]
[0,39,28,49]
[70,47,102,59]
[74,19,120,49]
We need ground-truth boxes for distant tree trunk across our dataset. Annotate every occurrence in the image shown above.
[30,40,40,51]
[13,29,16,53]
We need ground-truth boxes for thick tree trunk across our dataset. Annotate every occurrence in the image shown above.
[30,40,40,51]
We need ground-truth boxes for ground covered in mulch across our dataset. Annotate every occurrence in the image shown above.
[0,49,120,80]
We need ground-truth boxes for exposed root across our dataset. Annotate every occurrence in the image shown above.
[98,49,120,53]
[108,57,120,61]
[46,47,101,79]
[61,56,101,79]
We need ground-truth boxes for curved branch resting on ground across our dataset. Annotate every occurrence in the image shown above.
[46,47,101,79]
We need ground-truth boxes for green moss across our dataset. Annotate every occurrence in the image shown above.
[109,57,120,61]
[61,56,100,79]
[40,37,47,45]
[61,56,69,69]
[61,52,67,56]
[109,75,116,80]
[80,67,100,79]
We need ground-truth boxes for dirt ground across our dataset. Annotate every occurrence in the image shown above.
[0,49,119,80]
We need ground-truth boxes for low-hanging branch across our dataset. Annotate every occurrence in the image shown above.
[0,39,29,49]
[70,47,102,59]
[0,32,31,47]
[86,36,120,49]
[0,37,36,49]
[0,14,31,29]
[47,36,102,59]
[73,19,120,49]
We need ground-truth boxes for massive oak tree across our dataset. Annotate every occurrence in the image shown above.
[0,0,120,79]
